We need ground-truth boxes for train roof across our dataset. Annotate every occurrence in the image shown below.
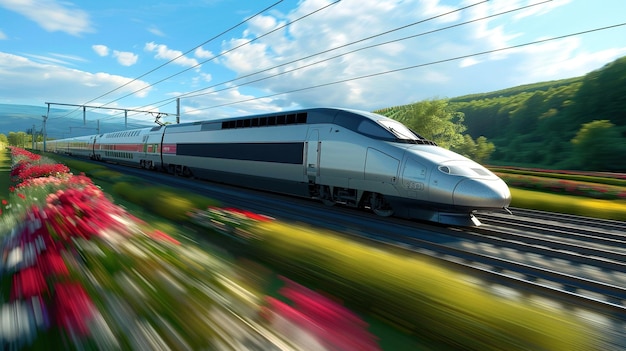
[165,107,397,131]
[52,108,435,145]
[163,107,435,145]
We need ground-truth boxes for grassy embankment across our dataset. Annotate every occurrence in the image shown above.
[493,167,626,221]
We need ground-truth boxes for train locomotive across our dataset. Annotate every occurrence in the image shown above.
[42,107,511,226]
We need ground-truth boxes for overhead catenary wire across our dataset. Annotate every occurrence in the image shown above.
[80,0,542,123]
[141,0,492,108]
[50,0,286,121]
[85,0,286,107]
[183,22,626,113]
[128,0,559,115]
[97,0,342,109]
[178,0,551,102]
[52,2,622,129]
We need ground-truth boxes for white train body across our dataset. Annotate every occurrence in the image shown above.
[41,107,511,226]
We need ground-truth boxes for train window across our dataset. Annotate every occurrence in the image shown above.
[219,112,308,130]
[334,112,361,131]
[357,120,395,139]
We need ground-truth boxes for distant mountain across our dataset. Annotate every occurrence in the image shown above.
[0,104,156,139]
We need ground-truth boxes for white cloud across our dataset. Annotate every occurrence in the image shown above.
[459,57,480,68]
[113,50,139,66]
[0,52,152,104]
[0,0,92,36]
[144,42,199,67]
[514,37,626,82]
[512,0,572,20]
[92,45,109,57]
[0,29,6,40]
[148,26,165,37]
[195,47,214,59]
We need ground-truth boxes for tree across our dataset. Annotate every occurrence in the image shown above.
[571,120,626,171]
[451,135,495,164]
[375,99,466,149]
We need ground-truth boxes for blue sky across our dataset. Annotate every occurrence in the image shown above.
[1,0,625,127]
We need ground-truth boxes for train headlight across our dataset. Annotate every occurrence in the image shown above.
[438,161,494,178]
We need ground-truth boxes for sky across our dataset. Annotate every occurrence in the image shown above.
[1,0,626,128]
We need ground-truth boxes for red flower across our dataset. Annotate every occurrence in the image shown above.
[11,266,48,300]
[2,199,7,206]
[39,250,69,276]
[149,230,180,245]
[54,282,95,336]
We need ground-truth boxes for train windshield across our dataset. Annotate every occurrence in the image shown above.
[377,120,420,141]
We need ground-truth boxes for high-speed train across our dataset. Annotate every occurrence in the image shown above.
[40,107,511,226]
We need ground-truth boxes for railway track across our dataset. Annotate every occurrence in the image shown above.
[81,161,626,348]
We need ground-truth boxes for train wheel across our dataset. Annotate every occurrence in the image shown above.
[370,193,393,217]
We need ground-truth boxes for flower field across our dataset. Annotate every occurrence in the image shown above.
[0,147,382,350]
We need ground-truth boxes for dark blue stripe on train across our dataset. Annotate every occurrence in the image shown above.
[176,142,304,164]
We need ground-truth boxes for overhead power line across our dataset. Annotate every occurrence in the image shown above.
[84,0,286,107]
[52,1,286,122]
[184,22,626,113]
[98,0,342,109]
[146,0,491,107]
[132,0,557,114]
[177,0,550,102]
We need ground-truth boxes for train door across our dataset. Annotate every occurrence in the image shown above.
[306,129,320,181]
[141,133,161,169]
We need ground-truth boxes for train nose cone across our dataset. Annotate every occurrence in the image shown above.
[453,178,511,208]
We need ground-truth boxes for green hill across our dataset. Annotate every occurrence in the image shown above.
[444,56,626,171]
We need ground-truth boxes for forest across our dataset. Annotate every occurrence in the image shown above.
[376,55,626,172]
[450,55,626,171]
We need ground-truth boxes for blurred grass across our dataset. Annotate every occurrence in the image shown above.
[491,167,626,186]
[510,188,626,221]
[244,221,600,351]
[0,148,11,200]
